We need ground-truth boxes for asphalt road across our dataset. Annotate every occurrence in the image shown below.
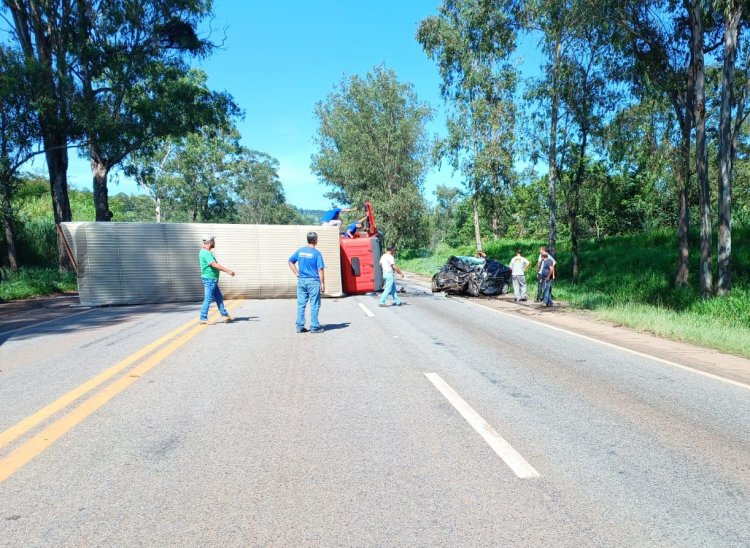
[1,281,749,547]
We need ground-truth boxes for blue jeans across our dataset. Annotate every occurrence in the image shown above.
[542,279,554,306]
[297,277,321,330]
[200,278,229,320]
[379,273,401,305]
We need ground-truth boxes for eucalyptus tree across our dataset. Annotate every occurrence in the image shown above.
[0,46,38,269]
[716,0,750,294]
[2,0,81,268]
[417,0,520,252]
[605,0,697,286]
[558,24,614,282]
[123,141,176,222]
[689,0,715,298]
[235,151,303,225]
[311,66,432,248]
[159,128,243,223]
[525,0,584,258]
[74,1,238,222]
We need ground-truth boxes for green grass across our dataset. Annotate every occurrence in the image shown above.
[402,228,750,358]
[0,267,78,301]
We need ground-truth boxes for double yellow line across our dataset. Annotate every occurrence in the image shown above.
[0,302,241,483]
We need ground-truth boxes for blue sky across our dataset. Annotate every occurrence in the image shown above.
[63,1,542,211]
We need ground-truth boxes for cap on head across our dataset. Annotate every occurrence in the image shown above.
[307,231,318,244]
[201,234,215,243]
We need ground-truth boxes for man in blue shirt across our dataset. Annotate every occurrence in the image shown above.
[321,206,356,227]
[344,215,368,238]
[288,232,326,333]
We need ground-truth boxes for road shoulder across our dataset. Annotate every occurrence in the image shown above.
[405,272,750,388]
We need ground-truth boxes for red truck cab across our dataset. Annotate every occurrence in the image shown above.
[339,202,383,294]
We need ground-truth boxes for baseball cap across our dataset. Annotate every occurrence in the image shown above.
[201,234,215,242]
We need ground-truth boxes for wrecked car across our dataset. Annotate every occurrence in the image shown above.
[431,255,512,297]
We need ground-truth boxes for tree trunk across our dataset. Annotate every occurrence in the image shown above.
[45,135,73,270]
[692,1,712,298]
[673,46,694,287]
[676,120,691,286]
[571,133,588,284]
[548,37,561,258]
[717,3,741,295]
[491,211,500,240]
[2,187,18,271]
[472,192,482,251]
[92,159,112,221]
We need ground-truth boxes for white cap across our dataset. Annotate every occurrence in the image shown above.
[201,234,215,242]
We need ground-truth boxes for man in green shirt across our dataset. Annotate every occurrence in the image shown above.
[199,234,235,324]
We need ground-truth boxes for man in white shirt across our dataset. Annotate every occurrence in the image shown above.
[509,248,530,302]
[535,246,556,302]
[378,246,404,307]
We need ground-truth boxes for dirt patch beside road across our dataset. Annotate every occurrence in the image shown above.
[0,293,84,336]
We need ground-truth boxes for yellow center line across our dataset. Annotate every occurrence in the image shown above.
[0,301,241,451]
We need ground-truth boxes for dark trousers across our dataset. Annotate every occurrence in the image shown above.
[536,273,544,301]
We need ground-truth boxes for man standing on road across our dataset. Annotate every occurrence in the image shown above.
[379,245,404,307]
[509,248,530,302]
[535,245,556,302]
[288,232,326,333]
[199,234,235,325]
[540,251,556,307]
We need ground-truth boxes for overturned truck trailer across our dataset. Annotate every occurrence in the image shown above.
[60,222,344,307]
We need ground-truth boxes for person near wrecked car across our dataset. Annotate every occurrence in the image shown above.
[540,251,555,307]
[535,246,556,302]
[199,234,235,324]
[509,248,530,302]
[379,245,404,307]
[288,231,326,333]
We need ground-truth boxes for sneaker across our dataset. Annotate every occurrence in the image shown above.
[310,327,324,333]
[222,315,234,323]
[394,302,402,306]
[199,319,208,325]
[296,327,308,333]
[378,303,387,307]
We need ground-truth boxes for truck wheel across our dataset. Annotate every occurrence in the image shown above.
[431,274,439,293]
[500,281,510,295]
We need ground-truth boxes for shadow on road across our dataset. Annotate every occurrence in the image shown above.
[320,322,350,331]
[0,302,198,346]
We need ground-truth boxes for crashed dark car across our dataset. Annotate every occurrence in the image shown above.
[431,255,512,297]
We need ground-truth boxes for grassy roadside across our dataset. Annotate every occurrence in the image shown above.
[399,231,750,359]
[0,267,78,301]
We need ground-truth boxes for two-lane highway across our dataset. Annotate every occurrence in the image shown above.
[1,282,748,546]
